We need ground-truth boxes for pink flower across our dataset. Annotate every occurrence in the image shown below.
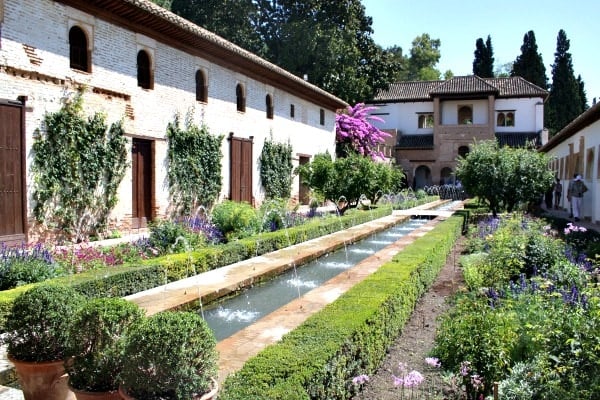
[352,374,369,385]
[425,357,441,368]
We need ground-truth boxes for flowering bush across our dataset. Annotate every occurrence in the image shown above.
[335,103,391,160]
[0,242,61,290]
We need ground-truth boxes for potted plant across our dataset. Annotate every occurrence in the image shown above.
[64,297,144,400]
[118,311,219,400]
[2,283,85,400]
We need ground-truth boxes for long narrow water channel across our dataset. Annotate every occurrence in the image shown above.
[199,216,432,341]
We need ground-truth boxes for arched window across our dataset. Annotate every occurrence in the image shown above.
[236,84,246,112]
[137,50,153,89]
[496,113,505,126]
[266,94,273,119]
[195,70,207,102]
[496,111,515,127]
[458,106,472,125]
[69,26,89,72]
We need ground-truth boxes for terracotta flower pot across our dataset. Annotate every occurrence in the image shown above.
[118,378,219,400]
[69,384,121,400]
[8,356,75,400]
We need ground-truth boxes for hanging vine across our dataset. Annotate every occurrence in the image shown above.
[31,89,128,242]
[167,116,224,215]
[259,135,293,199]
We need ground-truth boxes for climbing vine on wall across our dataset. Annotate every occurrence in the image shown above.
[31,90,128,242]
[167,116,224,215]
[259,135,293,199]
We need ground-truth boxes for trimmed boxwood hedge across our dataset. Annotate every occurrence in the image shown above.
[219,211,466,400]
[0,205,400,332]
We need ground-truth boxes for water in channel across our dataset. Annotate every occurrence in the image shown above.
[199,216,432,341]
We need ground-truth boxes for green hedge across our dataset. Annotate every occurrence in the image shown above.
[219,212,466,399]
[0,206,395,331]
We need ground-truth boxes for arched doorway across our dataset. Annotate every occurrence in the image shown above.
[440,167,453,185]
[414,165,431,189]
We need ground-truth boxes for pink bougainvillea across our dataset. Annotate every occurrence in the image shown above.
[335,103,391,160]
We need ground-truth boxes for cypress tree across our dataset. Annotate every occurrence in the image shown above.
[546,29,584,136]
[511,30,547,89]
[473,35,494,78]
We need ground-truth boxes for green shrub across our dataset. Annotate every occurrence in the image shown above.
[0,258,61,290]
[432,294,519,395]
[65,298,144,392]
[210,200,261,240]
[119,311,218,400]
[459,252,487,290]
[3,284,86,362]
[148,219,203,254]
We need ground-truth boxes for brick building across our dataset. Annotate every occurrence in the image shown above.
[0,0,347,244]
[366,75,548,188]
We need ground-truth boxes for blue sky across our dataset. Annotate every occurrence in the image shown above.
[362,0,598,105]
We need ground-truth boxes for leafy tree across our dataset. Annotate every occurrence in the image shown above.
[246,0,388,103]
[511,30,547,89]
[406,34,442,80]
[456,141,554,217]
[259,136,293,199]
[296,153,404,215]
[170,0,264,56]
[472,35,494,78]
[545,30,584,136]
[335,103,391,160]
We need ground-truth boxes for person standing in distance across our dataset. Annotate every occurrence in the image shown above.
[569,174,588,222]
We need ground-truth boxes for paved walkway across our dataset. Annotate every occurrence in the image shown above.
[0,200,460,397]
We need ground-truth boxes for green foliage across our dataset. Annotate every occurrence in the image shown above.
[545,29,586,136]
[167,117,224,214]
[119,311,218,400]
[433,295,519,393]
[456,140,554,217]
[296,153,404,215]
[511,30,548,89]
[65,298,144,392]
[260,136,293,199]
[210,200,261,240]
[148,219,204,255]
[31,90,128,242]
[0,259,61,291]
[3,284,85,362]
[472,35,494,78]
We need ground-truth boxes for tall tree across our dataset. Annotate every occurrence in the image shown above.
[577,74,589,110]
[511,30,547,89]
[170,0,264,56]
[407,34,442,80]
[546,29,584,135]
[472,35,494,78]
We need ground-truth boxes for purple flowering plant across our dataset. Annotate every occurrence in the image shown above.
[335,103,391,160]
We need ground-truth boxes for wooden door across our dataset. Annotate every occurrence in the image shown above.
[132,138,153,228]
[0,99,27,245]
[229,134,253,204]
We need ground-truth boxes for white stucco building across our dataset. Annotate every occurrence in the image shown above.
[366,76,548,188]
[0,0,347,244]
[539,102,600,224]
